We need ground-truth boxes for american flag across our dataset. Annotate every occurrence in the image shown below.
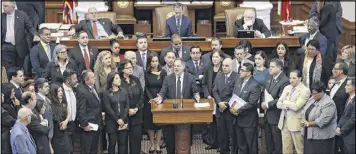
[62,0,77,24]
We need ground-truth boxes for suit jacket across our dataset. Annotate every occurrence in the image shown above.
[68,44,98,74]
[331,78,349,122]
[185,59,209,77]
[1,107,15,154]
[263,72,290,125]
[301,94,337,140]
[160,45,191,65]
[16,1,45,29]
[299,55,332,88]
[309,1,342,33]
[212,72,238,121]
[348,62,355,78]
[10,121,37,154]
[42,58,78,84]
[102,88,129,134]
[202,66,222,98]
[30,42,56,79]
[232,58,254,73]
[277,83,311,131]
[35,93,54,139]
[1,10,38,59]
[319,4,337,41]
[70,18,123,39]
[135,50,158,70]
[28,112,51,154]
[298,31,328,55]
[132,65,145,91]
[159,73,199,99]
[165,15,193,37]
[76,83,102,128]
[234,18,271,38]
[232,77,261,127]
[201,51,231,66]
[338,99,355,145]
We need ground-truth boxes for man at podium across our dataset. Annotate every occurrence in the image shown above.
[165,3,193,37]
[234,8,271,38]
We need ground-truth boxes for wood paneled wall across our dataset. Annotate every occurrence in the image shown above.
[45,1,355,47]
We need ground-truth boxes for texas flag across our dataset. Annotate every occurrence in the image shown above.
[278,0,291,21]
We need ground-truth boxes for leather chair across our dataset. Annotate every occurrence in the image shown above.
[213,1,235,37]
[225,7,255,37]
[155,5,188,37]
[112,1,136,25]
[97,12,117,24]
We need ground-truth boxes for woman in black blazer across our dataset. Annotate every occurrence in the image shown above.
[1,83,20,119]
[118,59,144,154]
[103,71,130,154]
[42,44,78,84]
[272,42,295,76]
[337,78,355,154]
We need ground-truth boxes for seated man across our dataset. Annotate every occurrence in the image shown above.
[68,7,123,39]
[297,16,327,55]
[160,33,191,65]
[234,8,271,38]
[165,3,193,37]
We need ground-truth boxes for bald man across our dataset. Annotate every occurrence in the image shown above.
[234,8,271,38]
[68,7,123,39]
[124,51,145,90]
[212,58,239,154]
[10,107,37,154]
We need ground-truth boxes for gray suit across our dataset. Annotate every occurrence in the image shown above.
[159,45,191,66]
[133,65,145,91]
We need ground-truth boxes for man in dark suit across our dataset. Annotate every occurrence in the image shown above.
[76,70,102,154]
[160,34,191,65]
[297,17,328,55]
[135,34,157,70]
[234,8,271,38]
[7,67,25,100]
[165,3,193,37]
[201,37,231,66]
[16,1,45,30]
[230,63,261,154]
[330,61,349,154]
[261,59,290,154]
[30,27,56,79]
[68,31,99,74]
[68,7,123,39]
[212,58,238,154]
[154,58,200,154]
[1,1,40,71]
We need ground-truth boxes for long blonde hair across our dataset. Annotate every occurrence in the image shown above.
[94,51,116,80]
[340,45,355,64]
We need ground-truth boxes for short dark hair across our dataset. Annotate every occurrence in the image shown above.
[117,59,133,77]
[190,45,201,53]
[39,27,50,35]
[171,34,181,41]
[273,41,291,61]
[255,50,268,67]
[76,30,88,38]
[135,32,147,43]
[35,78,48,92]
[165,50,176,57]
[306,39,320,51]
[106,71,119,90]
[7,67,22,80]
[63,69,76,83]
[234,45,245,51]
[335,61,349,75]
[311,81,326,93]
[243,63,254,74]
[110,38,119,47]
[211,37,222,46]
[269,58,284,70]
[173,3,183,9]
[21,92,33,105]
[238,40,253,53]
[290,69,303,78]
[348,77,355,86]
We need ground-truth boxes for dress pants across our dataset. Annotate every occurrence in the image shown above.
[216,116,237,154]
[344,143,355,154]
[335,135,345,154]
[265,123,282,154]
[80,129,100,154]
[165,125,176,154]
[108,130,128,154]
[235,125,258,154]
[1,130,11,154]
[128,124,142,154]
[1,43,20,72]
[281,124,304,154]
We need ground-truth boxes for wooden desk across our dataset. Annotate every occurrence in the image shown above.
[58,36,300,51]
[151,99,213,154]
[134,3,213,36]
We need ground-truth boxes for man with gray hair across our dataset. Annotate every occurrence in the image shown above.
[10,107,37,154]
[125,50,145,90]
[234,8,271,38]
[298,16,328,55]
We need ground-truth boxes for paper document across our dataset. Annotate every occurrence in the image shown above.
[194,102,210,108]
[60,24,73,30]
[228,94,246,110]
[264,89,274,103]
[89,123,99,131]
[118,124,128,131]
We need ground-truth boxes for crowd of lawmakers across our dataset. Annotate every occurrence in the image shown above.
[1,1,355,154]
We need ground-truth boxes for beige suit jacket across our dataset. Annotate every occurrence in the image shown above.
[277,83,311,131]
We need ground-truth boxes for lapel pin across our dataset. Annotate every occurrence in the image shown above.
[16,16,19,19]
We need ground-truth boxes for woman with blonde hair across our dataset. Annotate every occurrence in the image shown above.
[94,50,116,95]
[339,45,355,77]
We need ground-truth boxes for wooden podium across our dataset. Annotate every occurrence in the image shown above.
[151,99,214,154]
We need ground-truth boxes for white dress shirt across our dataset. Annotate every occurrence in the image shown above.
[63,83,77,121]
[330,76,347,99]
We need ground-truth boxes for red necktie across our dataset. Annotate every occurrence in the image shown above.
[83,48,90,69]
[92,21,98,38]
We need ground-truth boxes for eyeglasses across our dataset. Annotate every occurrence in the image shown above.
[172,42,182,46]
[307,48,317,51]
[191,52,201,55]
[58,51,67,54]
[88,12,97,15]
[240,69,249,72]
[124,67,133,70]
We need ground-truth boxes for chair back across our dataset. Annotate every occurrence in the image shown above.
[214,1,236,15]
[97,12,117,24]
[225,7,255,37]
[112,1,134,16]
[155,5,188,37]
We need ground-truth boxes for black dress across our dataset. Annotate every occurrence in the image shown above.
[51,103,70,154]
[143,70,167,131]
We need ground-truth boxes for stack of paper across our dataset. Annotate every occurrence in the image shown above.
[194,102,210,108]
[136,1,161,4]
[228,94,246,110]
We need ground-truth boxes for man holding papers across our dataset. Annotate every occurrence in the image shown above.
[212,58,239,154]
[277,70,310,154]
[230,63,261,154]
[261,59,290,154]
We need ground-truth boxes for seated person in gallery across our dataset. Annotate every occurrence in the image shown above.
[234,8,271,38]
[68,7,123,39]
[165,3,193,37]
